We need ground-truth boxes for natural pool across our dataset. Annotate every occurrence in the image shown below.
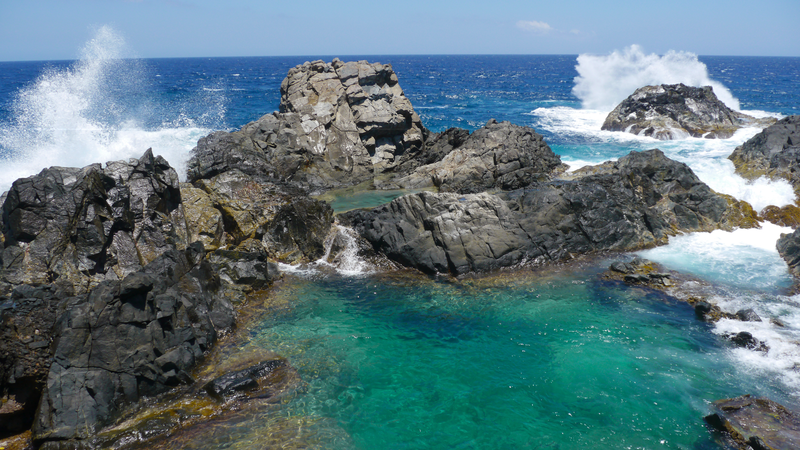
[130,259,798,449]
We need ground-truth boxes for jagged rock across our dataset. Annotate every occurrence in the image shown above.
[1,149,187,295]
[188,59,427,191]
[0,285,65,437]
[186,169,332,263]
[705,395,800,450]
[777,227,800,277]
[602,84,775,140]
[729,115,800,190]
[394,119,567,194]
[31,244,235,447]
[346,149,758,275]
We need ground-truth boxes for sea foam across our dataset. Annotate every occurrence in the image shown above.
[0,26,223,193]
[572,45,741,112]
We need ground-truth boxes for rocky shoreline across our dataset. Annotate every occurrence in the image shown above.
[2,59,799,449]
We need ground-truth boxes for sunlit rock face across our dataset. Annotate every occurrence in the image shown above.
[602,83,775,140]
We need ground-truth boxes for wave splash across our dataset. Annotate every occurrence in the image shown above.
[572,45,740,112]
[0,26,225,193]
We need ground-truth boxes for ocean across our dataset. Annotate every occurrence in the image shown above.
[2,30,800,449]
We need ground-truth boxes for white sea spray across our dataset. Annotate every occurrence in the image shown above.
[0,26,224,192]
[572,45,740,112]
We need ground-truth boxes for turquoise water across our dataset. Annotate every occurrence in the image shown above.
[212,265,790,449]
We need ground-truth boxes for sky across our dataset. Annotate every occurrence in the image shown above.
[1,0,799,61]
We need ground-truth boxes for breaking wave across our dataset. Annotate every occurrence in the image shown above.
[572,45,741,112]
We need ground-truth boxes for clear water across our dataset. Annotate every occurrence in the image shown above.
[3,27,800,449]
[175,267,788,449]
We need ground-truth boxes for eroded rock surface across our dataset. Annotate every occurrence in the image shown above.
[394,119,567,193]
[729,115,800,190]
[1,149,187,296]
[602,84,775,140]
[188,59,427,191]
[346,149,758,275]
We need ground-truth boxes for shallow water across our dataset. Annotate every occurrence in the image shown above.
[141,263,796,449]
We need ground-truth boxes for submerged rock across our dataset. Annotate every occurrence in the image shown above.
[347,149,758,275]
[705,395,800,450]
[602,84,775,140]
[728,115,800,190]
[203,359,285,401]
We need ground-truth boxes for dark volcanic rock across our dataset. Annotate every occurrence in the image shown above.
[777,227,800,277]
[393,119,567,194]
[728,115,800,189]
[346,149,757,275]
[0,285,64,437]
[31,243,235,447]
[203,359,285,401]
[705,395,800,450]
[1,149,187,295]
[602,83,775,140]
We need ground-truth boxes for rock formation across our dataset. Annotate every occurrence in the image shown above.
[393,119,567,193]
[602,83,775,140]
[705,395,800,450]
[728,115,800,190]
[777,227,800,277]
[344,149,758,275]
[1,149,187,296]
[188,59,427,191]
[188,60,564,195]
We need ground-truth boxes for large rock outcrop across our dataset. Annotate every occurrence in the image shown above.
[601,84,775,140]
[728,115,800,190]
[345,149,758,275]
[0,149,187,296]
[0,149,294,447]
[188,59,427,191]
[187,60,563,195]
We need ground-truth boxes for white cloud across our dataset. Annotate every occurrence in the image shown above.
[516,20,553,33]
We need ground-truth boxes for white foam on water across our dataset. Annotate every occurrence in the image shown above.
[637,223,793,291]
[0,26,224,192]
[530,106,794,211]
[573,45,740,112]
[710,297,800,396]
[316,225,373,276]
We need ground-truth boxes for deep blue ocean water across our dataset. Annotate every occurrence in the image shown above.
[2,31,800,449]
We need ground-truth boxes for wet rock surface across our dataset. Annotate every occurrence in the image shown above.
[705,395,800,450]
[602,83,775,140]
[777,227,800,277]
[729,115,800,190]
[346,149,759,275]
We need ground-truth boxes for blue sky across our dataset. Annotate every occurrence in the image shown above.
[1,0,798,61]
